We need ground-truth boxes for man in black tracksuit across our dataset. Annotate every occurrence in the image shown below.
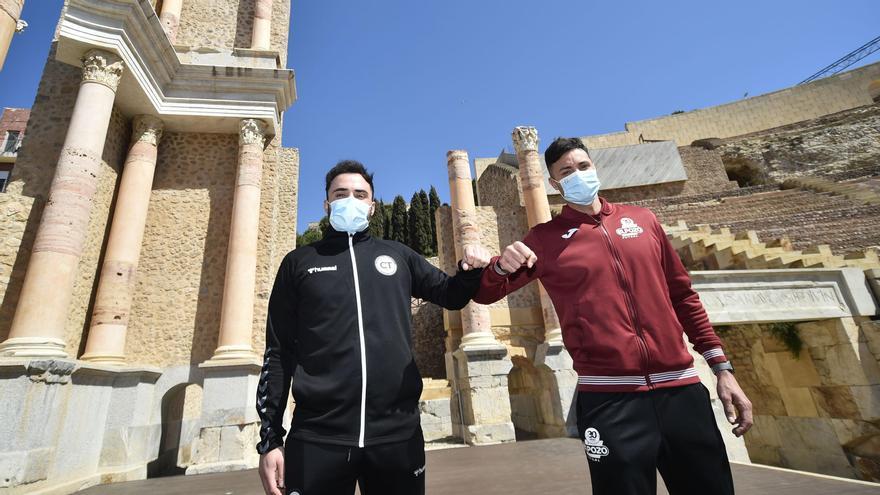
[256,161,490,495]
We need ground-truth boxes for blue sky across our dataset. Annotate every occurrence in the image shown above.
[1,1,878,232]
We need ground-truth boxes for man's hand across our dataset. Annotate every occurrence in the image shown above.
[258,447,285,495]
[716,371,753,437]
[497,241,537,274]
[461,244,491,271]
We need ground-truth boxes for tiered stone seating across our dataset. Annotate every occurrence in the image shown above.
[665,222,880,271]
[638,183,880,254]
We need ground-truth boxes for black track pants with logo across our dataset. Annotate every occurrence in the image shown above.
[576,383,735,495]
[283,429,426,495]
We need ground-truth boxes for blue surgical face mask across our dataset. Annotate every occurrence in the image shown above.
[557,169,601,205]
[328,196,371,234]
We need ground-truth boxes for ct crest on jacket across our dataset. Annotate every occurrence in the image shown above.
[255,228,482,454]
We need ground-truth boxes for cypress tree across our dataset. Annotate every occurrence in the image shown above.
[428,186,441,253]
[409,191,433,255]
[418,189,433,256]
[369,199,385,238]
[390,195,408,244]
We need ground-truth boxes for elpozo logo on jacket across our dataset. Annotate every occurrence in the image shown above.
[374,255,397,276]
[615,217,644,239]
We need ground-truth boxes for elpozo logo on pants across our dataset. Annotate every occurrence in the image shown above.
[374,255,397,276]
[584,427,610,462]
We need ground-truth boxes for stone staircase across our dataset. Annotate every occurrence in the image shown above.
[664,221,880,271]
[782,176,880,206]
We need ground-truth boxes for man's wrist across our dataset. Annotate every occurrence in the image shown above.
[492,262,509,276]
[711,361,734,375]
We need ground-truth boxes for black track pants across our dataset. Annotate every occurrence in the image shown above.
[576,383,735,495]
[283,429,426,495]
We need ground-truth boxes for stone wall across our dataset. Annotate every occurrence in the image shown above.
[176,0,290,66]
[0,194,35,337]
[582,62,880,148]
[476,162,522,208]
[717,104,880,183]
[720,318,880,480]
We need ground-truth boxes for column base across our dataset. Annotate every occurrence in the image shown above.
[0,337,68,358]
[205,344,258,363]
[188,359,262,474]
[534,341,579,438]
[459,331,505,352]
[544,327,563,346]
[450,347,516,446]
[79,352,126,366]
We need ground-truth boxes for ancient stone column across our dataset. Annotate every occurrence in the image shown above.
[511,126,577,437]
[445,150,514,446]
[511,126,562,344]
[251,0,272,50]
[0,0,23,71]
[0,49,124,358]
[158,0,183,44]
[446,150,500,350]
[80,115,164,365]
[209,119,266,362]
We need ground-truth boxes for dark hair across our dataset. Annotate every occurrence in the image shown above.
[325,160,374,198]
[544,137,591,175]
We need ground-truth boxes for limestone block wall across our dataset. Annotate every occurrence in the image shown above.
[476,163,522,208]
[717,103,880,183]
[0,194,35,336]
[176,0,290,65]
[582,62,880,148]
[124,131,236,367]
[720,318,880,481]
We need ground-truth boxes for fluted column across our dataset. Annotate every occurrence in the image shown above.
[0,0,23,71]
[158,0,183,44]
[0,49,124,358]
[511,126,562,344]
[209,119,266,362]
[251,0,271,50]
[447,150,500,351]
[81,115,164,365]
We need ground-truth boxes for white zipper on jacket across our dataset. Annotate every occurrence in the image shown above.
[347,234,368,448]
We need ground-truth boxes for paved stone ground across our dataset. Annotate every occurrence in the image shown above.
[77,438,880,495]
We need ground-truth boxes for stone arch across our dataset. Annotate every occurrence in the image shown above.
[868,80,880,103]
[147,382,202,477]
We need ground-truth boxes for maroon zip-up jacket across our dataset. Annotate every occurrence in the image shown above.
[474,198,728,392]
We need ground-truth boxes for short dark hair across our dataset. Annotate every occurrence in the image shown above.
[544,137,591,176]
[325,160,375,198]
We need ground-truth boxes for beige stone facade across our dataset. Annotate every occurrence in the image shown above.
[0,1,297,492]
[581,62,880,148]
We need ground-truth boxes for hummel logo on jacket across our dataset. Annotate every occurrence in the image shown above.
[256,227,483,454]
[474,198,727,392]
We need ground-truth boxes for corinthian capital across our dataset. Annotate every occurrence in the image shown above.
[512,126,539,153]
[239,119,267,147]
[131,115,164,147]
[81,49,125,91]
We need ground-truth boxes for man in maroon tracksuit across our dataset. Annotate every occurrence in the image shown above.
[474,137,753,495]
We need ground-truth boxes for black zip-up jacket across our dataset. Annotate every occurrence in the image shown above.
[255,227,483,453]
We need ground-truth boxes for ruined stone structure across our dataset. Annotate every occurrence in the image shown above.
[0,1,298,493]
[439,64,880,481]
